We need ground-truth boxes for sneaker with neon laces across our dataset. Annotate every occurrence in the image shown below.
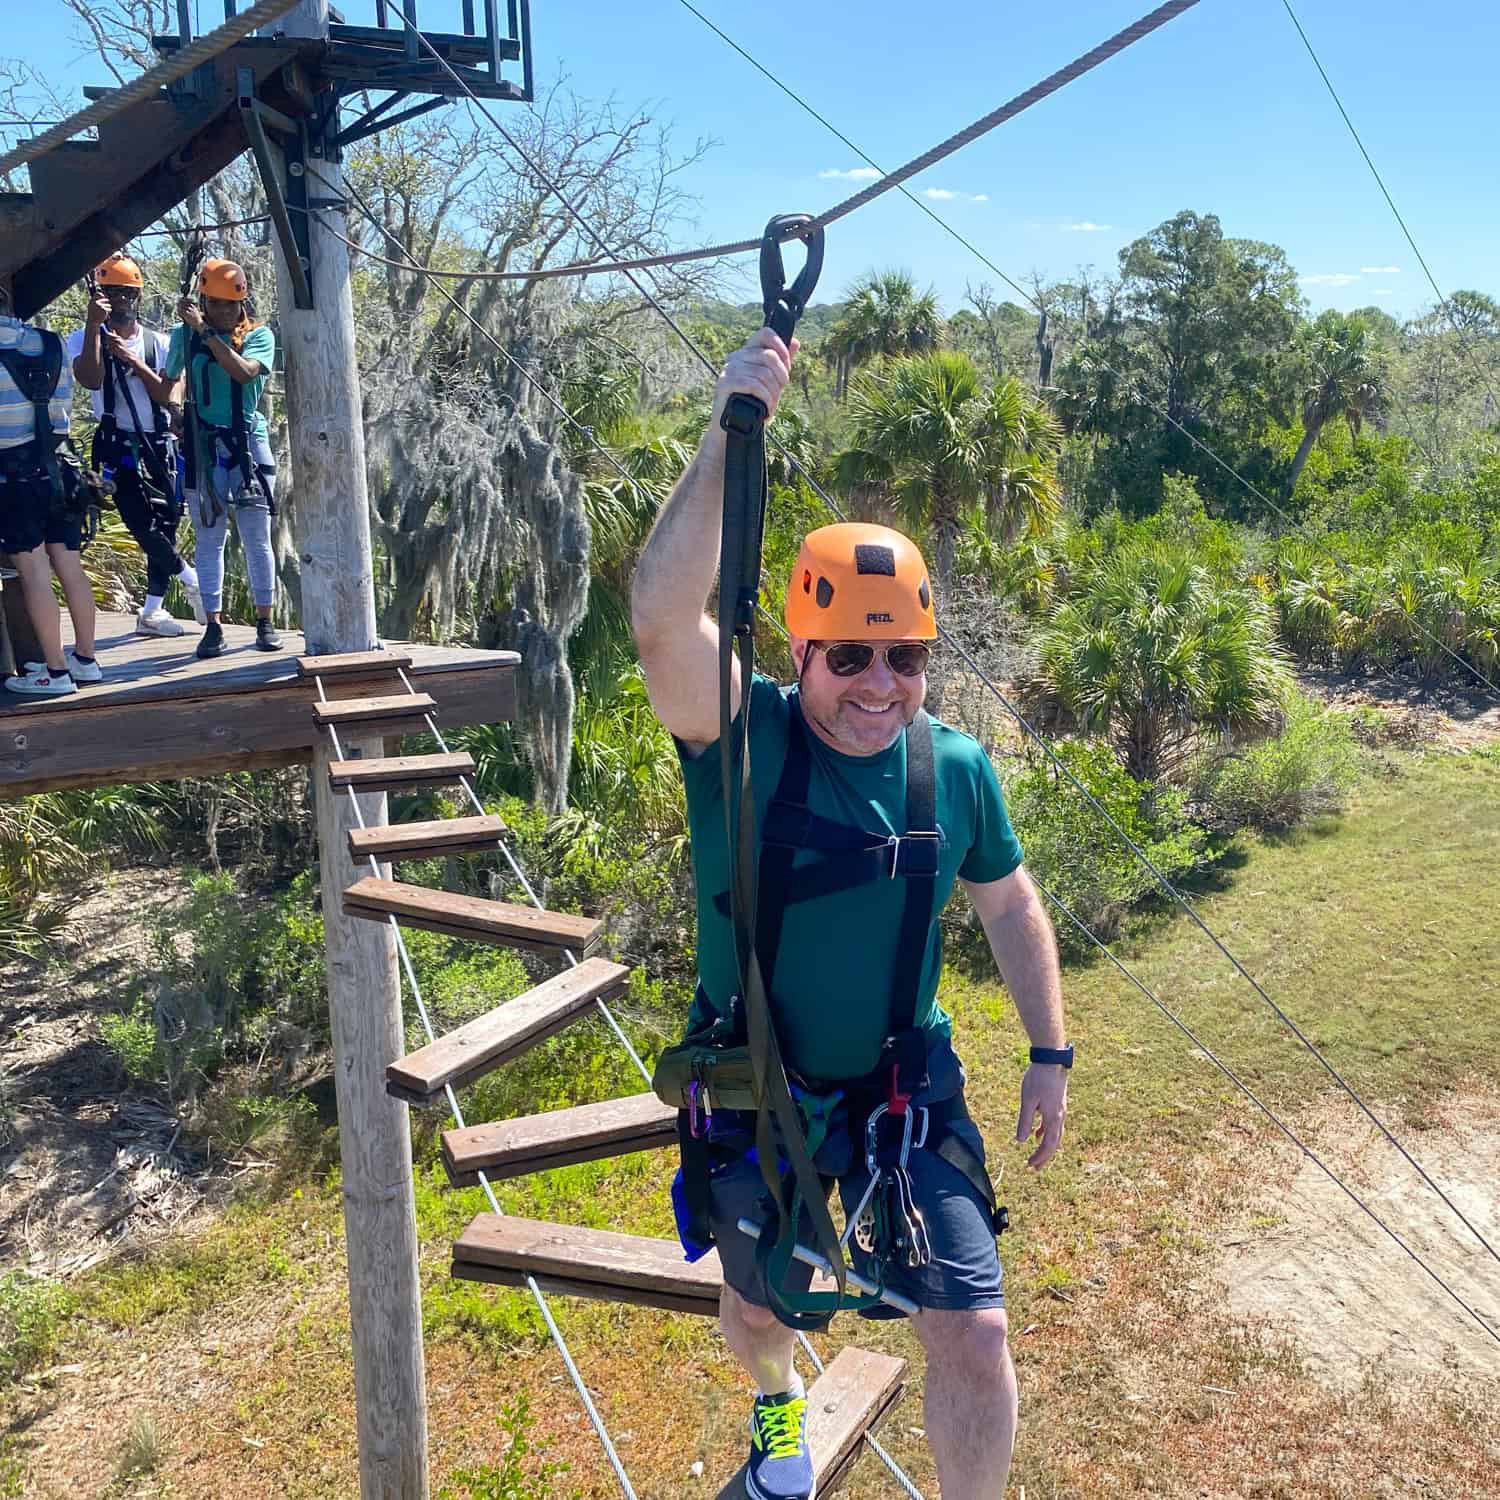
[64,648,102,684]
[4,664,76,696]
[137,607,186,638]
[745,1385,813,1500]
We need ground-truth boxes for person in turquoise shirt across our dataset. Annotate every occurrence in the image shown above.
[632,329,1071,1500]
[164,258,281,658]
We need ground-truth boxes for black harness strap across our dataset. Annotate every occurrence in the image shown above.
[717,214,834,1330]
[189,330,276,518]
[101,330,173,496]
[0,332,66,502]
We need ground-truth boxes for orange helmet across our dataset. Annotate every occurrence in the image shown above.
[96,253,143,289]
[199,258,248,301]
[784,523,936,641]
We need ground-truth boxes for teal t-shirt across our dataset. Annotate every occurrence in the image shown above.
[679,674,1024,1082]
[166,323,274,441]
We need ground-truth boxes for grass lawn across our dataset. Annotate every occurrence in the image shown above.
[4,751,1498,1498]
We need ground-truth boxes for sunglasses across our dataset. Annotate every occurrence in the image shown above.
[813,641,932,678]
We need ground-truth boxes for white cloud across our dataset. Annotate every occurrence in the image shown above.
[819,166,880,181]
[1303,272,1359,287]
[1360,265,1401,274]
[1066,221,1112,233]
[923,187,988,203]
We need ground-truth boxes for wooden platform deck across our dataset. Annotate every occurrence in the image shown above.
[0,613,519,798]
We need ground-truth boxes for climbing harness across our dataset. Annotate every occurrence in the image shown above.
[0,330,104,543]
[186,329,276,527]
[652,216,1005,1330]
[98,324,177,510]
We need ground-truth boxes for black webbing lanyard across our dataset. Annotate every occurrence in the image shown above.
[716,214,836,1328]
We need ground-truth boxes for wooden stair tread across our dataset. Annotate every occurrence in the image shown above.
[312,692,435,726]
[346,877,601,960]
[328,752,475,790]
[716,1347,907,1499]
[348,814,505,863]
[451,1214,723,1315]
[385,955,628,1104]
[298,648,414,677]
[443,1091,677,1185]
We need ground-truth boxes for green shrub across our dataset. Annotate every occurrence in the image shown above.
[1001,740,1206,959]
[1191,693,1362,833]
[99,999,162,1084]
[0,1273,74,1388]
[436,1393,577,1500]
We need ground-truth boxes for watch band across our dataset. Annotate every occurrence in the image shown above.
[1029,1044,1074,1069]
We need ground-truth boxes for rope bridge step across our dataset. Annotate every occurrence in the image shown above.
[442,1091,677,1185]
[344,876,602,960]
[715,1347,908,1500]
[327,752,477,791]
[312,692,437,729]
[297,648,415,678]
[348,813,507,863]
[452,1215,724,1315]
[385,954,628,1104]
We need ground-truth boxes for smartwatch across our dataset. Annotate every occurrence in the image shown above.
[1029,1044,1074,1069]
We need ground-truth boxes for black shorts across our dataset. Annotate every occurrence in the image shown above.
[702,1051,1004,1319]
[0,465,82,553]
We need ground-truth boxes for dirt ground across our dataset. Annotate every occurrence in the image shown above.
[0,870,238,1280]
[1220,1089,1500,1390]
[1297,663,1500,751]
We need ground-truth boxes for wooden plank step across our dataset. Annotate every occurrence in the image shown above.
[451,1215,723,1316]
[442,1091,677,1185]
[312,692,435,728]
[348,813,505,864]
[346,877,601,961]
[385,955,628,1104]
[715,1348,907,1499]
[328,752,476,791]
[298,648,414,678]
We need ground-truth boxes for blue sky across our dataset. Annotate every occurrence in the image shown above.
[8,0,1495,321]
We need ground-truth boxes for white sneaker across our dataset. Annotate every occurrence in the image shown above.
[182,582,207,626]
[64,648,103,684]
[137,608,186,638]
[5,664,76,696]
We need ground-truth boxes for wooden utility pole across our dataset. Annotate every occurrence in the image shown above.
[267,3,430,1494]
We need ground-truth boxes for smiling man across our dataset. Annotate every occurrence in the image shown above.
[631,329,1071,1500]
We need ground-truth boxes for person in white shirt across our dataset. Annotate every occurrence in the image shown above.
[68,253,201,637]
[0,273,100,697]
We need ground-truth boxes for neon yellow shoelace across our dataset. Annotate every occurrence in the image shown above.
[754,1396,807,1460]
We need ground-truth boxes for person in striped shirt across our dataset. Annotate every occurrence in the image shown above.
[0,276,101,697]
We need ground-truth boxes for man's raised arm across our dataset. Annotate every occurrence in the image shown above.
[630,330,795,755]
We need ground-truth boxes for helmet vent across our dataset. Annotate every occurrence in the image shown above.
[816,577,835,609]
[802,569,812,594]
[854,544,896,576]
[919,577,931,610]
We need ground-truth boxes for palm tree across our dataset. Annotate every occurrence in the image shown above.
[833,352,1062,593]
[1286,312,1387,498]
[825,270,944,398]
[1034,544,1292,782]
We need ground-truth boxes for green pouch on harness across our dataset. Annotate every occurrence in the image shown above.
[652,1036,759,1114]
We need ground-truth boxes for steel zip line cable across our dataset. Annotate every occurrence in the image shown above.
[672,0,1500,709]
[323,152,1500,1381]
[376,0,1500,1293]
[293,0,1204,285]
[1278,0,1500,417]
